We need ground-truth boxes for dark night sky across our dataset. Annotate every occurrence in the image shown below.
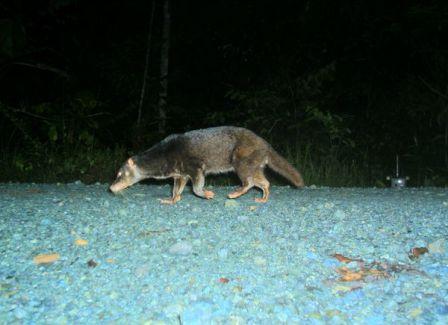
[3,0,438,108]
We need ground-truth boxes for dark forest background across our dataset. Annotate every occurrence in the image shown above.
[1,0,447,186]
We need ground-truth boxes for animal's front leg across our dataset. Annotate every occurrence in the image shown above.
[159,176,188,204]
[191,170,214,199]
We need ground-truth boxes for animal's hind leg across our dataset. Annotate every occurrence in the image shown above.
[253,169,270,203]
[227,178,254,199]
[227,166,255,199]
[228,148,265,200]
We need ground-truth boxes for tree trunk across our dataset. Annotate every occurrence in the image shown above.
[158,0,170,134]
[137,0,156,126]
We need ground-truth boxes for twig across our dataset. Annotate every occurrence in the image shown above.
[137,0,157,126]
[12,61,70,79]
[418,76,448,101]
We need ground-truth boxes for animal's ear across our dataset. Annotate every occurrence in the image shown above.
[127,158,135,166]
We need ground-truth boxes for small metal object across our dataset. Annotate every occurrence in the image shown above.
[386,155,409,188]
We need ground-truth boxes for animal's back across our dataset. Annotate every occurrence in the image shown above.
[182,126,267,174]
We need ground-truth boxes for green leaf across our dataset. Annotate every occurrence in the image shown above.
[48,126,58,142]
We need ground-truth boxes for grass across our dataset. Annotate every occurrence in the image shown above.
[0,146,128,184]
[0,142,380,187]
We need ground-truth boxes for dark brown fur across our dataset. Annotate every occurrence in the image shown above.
[110,126,304,203]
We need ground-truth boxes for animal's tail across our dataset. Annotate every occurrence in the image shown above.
[268,148,304,187]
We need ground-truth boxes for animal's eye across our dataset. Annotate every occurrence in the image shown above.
[117,171,122,177]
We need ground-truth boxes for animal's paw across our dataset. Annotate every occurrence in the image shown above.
[159,195,181,204]
[228,191,243,199]
[255,197,268,203]
[204,190,215,199]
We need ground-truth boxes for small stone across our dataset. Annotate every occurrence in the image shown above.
[325,202,335,209]
[409,308,422,318]
[169,241,193,255]
[332,285,353,294]
[135,264,151,277]
[87,259,98,268]
[229,315,245,325]
[218,248,229,259]
[13,307,28,319]
[40,218,51,226]
[253,256,267,266]
[233,286,243,293]
[109,291,119,299]
[436,304,448,315]
[334,210,346,220]
[225,200,239,208]
[188,220,199,227]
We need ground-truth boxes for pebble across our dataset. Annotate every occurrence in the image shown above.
[40,218,51,226]
[436,304,448,315]
[334,209,346,220]
[169,241,193,255]
[218,248,229,259]
[13,307,28,319]
[224,200,239,208]
[409,308,422,318]
[253,256,267,266]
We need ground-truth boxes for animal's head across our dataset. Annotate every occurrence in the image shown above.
[109,158,143,193]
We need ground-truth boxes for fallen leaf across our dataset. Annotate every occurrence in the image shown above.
[409,247,428,260]
[409,308,423,318]
[75,239,88,246]
[233,285,243,292]
[332,253,353,263]
[33,253,60,264]
[218,277,230,283]
[336,267,364,281]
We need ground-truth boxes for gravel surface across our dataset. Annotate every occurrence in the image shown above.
[0,182,447,324]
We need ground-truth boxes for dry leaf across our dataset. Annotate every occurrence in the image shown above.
[33,253,60,264]
[332,253,353,263]
[409,247,428,260]
[75,239,88,246]
[336,267,364,281]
